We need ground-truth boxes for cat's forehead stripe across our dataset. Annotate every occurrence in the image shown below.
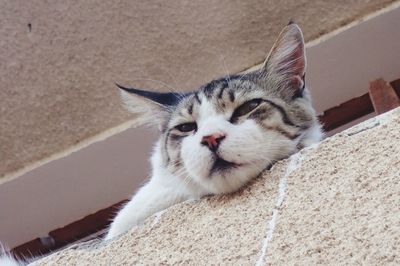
[204,80,229,99]
[194,92,201,104]
[228,90,235,102]
[217,86,225,99]
[179,77,255,120]
[200,74,249,100]
[187,102,194,115]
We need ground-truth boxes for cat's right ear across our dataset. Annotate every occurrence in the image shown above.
[117,83,181,129]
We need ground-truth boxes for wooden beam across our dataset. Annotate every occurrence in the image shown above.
[389,78,400,98]
[319,78,400,131]
[369,78,400,114]
[318,93,374,132]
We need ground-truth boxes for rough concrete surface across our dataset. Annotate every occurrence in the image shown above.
[33,109,400,265]
[0,0,396,178]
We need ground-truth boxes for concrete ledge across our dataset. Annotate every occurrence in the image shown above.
[34,108,400,265]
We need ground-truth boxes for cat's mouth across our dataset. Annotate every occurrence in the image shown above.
[210,156,240,174]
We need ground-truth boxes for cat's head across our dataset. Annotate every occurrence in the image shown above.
[119,23,321,194]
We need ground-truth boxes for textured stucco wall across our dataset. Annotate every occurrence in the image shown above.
[0,0,396,178]
[34,108,400,265]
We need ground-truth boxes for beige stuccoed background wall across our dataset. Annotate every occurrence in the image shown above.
[0,0,396,178]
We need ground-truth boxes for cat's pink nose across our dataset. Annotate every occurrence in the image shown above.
[201,132,226,151]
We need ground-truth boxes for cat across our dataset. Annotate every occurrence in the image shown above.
[0,22,322,265]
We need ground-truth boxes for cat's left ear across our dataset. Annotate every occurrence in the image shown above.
[262,23,306,98]
[117,84,181,129]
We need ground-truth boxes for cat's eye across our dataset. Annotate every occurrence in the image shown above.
[231,98,262,118]
[175,122,197,133]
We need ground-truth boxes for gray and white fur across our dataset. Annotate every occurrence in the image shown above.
[0,23,322,265]
[107,23,322,239]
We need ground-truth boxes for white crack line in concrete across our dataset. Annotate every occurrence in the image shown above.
[255,152,303,266]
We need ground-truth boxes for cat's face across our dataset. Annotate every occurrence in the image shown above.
[119,23,321,194]
[163,77,305,194]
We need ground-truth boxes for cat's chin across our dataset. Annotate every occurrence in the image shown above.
[209,156,242,175]
[199,163,262,195]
